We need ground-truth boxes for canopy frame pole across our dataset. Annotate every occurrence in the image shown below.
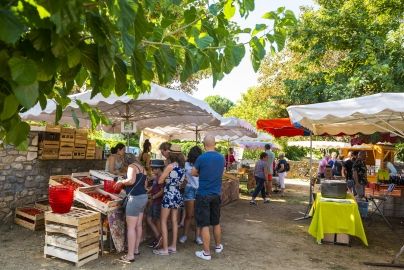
[294,132,314,221]
[371,116,404,138]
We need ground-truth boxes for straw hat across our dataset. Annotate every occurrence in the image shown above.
[169,144,182,153]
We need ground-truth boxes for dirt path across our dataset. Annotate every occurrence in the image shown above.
[1,179,404,270]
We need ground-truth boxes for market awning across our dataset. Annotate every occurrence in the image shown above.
[20,83,221,132]
[256,118,311,137]
[288,141,350,149]
[287,93,404,138]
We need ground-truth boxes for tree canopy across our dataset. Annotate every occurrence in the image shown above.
[227,0,403,125]
[204,95,234,115]
[0,0,297,147]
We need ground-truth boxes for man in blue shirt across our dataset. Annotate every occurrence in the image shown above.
[192,135,225,261]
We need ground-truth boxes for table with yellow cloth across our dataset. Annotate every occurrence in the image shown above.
[308,193,368,246]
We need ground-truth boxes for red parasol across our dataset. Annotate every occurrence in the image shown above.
[256,118,310,137]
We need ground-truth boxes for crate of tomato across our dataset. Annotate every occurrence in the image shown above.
[71,172,96,186]
[15,207,45,231]
[75,185,122,214]
[49,175,91,190]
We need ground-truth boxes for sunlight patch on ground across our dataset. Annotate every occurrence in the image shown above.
[245,219,263,223]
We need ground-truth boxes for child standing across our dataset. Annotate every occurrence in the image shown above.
[146,160,165,249]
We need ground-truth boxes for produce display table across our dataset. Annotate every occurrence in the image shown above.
[308,193,368,246]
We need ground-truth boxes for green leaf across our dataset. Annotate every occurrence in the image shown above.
[184,7,197,24]
[262,11,277,20]
[274,30,286,51]
[277,7,285,14]
[114,58,128,96]
[71,109,80,128]
[75,67,88,87]
[196,33,214,49]
[224,0,236,20]
[37,54,57,81]
[36,5,51,19]
[67,48,81,68]
[232,45,245,66]
[180,51,194,82]
[12,81,39,109]
[208,3,220,16]
[0,10,25,44]
[38,92,47,110]
[8,57,38,85]
[55,104,63,124]
[252,24,267,36]
[6,121,30,146]
[1,95,19,120]
[80,44,99,74]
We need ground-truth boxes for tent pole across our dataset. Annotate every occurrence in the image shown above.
[294,132,313,221]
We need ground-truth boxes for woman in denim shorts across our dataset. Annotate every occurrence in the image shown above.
[179,146,203,245]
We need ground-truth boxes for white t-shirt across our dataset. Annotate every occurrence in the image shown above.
[185,162,199,189]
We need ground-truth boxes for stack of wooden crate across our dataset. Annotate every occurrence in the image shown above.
[86,140,96,159]
[73,129,87,159]
[39,125,60,160]
[44,207,100,267]
[59,127,75,159]
[14,207,45,231]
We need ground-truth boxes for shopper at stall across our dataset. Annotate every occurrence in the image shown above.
[179,145,203,245]
[153,145,185,256]
[317,154,330,178]
[353,151,368,199]
[105,143,127,176]
[159,142,172,161]
[332,155,344,177]
[146,160,165,249]
[343,151,357,194]
[192,135,225,261]
[224,148,236,169]
[140,139,152,177]
[250,152,270,205]
[114,159,148,263]
[328,152,338,168]
[264,144,275,196]
[276,153,288,197]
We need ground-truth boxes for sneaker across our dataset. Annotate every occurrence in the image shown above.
[195,237,203,245]
[179,235,187,244]
[264,199,270,204]
[249,200,257,205]
[153,236,162,249]
[148,239,158,248]
[215,244,223,254]
[195,250,211,261]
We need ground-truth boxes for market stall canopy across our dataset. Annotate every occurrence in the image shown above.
[142,117,257,142]
[287,93,404,138]
[21,83,221,132]
[256,118,311,137]
[232,132,279,150]
[288,141,350,149]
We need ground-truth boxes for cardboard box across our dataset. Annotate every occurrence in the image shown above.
[322,233,350,245]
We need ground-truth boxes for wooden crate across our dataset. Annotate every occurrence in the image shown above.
[58,151,73,159]
[41,149,59,160]
[60,133,75,143]
[75,185,122,214]
[71,172,95,186]
[73,151,86,160]
[87,140,96,147]
[35,199,51,211]
[46,125,61,133]
[59,141,74,149]
[15,207,45,231]
[43,140,60,149]
[86,153,95,159]
[49,175,90,188]
[44,207,100,267]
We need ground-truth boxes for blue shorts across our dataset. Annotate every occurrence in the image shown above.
[183,186,197,201]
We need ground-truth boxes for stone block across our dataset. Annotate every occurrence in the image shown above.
[7,150,18,155]
[11,163,23,170]
[5,175,16,182]
[0,151,6,157]
[31,135,38,146]
[27,151,37,161]
[20,190,28,197]
[4,196,14,202]
[25,181,37,188]
[16,178,25,184]
[51,167,63,174]
[15,172,24,178]
[0,202,6,208]
[0,176,5,182]
[4,183,12,189]
[2,155,15,164]
[24,165,32,171]
[15,156,26,162]
[28,191,34,195]
[18,151,28,155]
[34,175,45,182]
[28,146,38,152]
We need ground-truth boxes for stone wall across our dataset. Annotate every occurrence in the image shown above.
[0,132,105,224]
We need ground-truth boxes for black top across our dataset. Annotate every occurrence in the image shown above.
[333,160,343,176]
[343,159,354,180]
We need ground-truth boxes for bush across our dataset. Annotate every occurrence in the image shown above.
[283,145,308,161]
[396,143,404,162]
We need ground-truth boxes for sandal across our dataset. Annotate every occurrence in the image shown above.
[168,247,177,254]
[134,252,140,256]
[119,255,135,263]
[153,249,169,256]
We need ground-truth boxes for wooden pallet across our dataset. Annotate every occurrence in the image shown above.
[15,207,45,231]
[41,152,59,160]
[44,207,100,267]
[43,140,60,149]
[59,141,74,149]
[60,133,75,143]
[75,186,122,214]
[61,127,75,134]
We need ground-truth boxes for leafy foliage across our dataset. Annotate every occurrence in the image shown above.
[0,0,297,147]
[396,143,404,162]
[204,95,234,115]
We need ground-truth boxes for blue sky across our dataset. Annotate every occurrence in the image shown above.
[192,0,315,103]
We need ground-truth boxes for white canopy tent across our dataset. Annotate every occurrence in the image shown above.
[232,132,279,150]
[141,117,257,142]
[288,141,350,149]
[287,93,404,138]
[21,83,221,132]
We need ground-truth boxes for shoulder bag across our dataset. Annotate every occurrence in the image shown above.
[121,163,146,210]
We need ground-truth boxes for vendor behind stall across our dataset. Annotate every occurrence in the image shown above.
[105,143,127,176]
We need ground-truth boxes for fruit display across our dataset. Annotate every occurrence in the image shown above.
[19,207,43,216]
[76,176,94,186]
[59,177,84,190]
[89,170,117,181]
[86,192,113,203]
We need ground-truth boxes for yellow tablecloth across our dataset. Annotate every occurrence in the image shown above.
[308,193,368,246]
